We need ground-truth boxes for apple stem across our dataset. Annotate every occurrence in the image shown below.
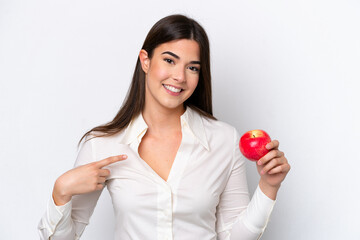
[253,134,255,138]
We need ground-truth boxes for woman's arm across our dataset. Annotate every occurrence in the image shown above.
[216,129,289,240]
[38,135,127,240]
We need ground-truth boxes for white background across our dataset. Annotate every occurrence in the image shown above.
[1,0,359,239]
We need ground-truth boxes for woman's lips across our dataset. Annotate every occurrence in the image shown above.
[163,84,183,96]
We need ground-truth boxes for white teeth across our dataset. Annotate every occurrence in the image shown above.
[164,84,181,93]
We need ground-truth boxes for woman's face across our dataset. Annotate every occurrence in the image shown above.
[140,39,201,113]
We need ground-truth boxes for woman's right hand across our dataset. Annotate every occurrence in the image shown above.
[52,154,128,206]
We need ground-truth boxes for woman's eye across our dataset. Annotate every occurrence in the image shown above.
[188,66,200,72]
[164,58,174,64]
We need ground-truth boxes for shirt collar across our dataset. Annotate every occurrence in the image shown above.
[181,107,210,151]
[119,107,210,151]
[120,112,148,145]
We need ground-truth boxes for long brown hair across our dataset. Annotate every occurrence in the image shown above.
[78,14,216,147]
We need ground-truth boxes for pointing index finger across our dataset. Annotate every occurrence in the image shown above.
[96,155,127,168]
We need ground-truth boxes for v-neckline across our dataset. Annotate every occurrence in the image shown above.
[138,153,176,183]
[132,127,195,186]
[137,140,179,184]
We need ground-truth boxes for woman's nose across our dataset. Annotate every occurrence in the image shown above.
[172,67,186,82]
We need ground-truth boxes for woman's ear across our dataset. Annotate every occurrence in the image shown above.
[139,49,150,73]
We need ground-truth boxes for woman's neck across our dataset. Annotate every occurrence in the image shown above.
[142,104,185,136]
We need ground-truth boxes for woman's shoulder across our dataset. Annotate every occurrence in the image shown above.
[202,116,237,134]
[200,115,239,147]
[188,107,237,135]
[82,129,127,147]
[79,129,129,161]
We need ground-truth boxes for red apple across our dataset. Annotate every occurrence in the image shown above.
[239,129,271,161]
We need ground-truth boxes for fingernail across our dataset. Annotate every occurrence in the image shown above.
[261,170,265,175]
[257,160,262,165]
[266,144,271,149]
[122,155,127,159]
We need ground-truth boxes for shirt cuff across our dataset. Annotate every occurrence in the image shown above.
[243,185,276,234]
[53,197,72,214]
[47,195,73,234]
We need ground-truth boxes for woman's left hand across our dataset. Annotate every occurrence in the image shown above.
[256,140,291,189]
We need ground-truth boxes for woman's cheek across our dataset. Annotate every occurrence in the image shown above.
[150,63,170,81]
[188,76,199,90]
[158,69,170,80]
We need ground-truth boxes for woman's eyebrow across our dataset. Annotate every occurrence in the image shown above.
[162,51,201,65]
[162,51,180,59]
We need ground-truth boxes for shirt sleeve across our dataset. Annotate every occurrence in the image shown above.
[38,134,104,240]
[216,129,276,240]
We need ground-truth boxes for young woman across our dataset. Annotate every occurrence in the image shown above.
[38,14,290,240]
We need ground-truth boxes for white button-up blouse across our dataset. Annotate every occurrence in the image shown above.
[38,107,276,240]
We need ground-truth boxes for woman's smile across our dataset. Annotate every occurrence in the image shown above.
[163,84,183,96]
